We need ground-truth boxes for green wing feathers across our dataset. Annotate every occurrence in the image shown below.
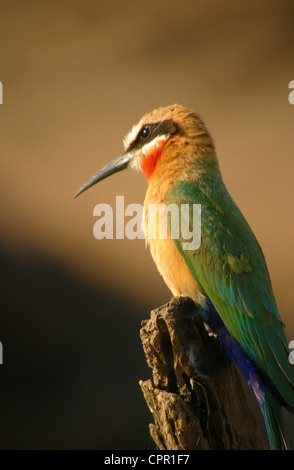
[166,180,294,410]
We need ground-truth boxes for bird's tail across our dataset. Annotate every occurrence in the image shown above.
[262,388,288,450]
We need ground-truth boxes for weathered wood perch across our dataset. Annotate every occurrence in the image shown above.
[139,296,264,450]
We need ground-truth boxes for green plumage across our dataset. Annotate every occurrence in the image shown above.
[166,179,294,448]
[74,101,294,449]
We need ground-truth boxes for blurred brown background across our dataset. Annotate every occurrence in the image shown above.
[0,0,294,449]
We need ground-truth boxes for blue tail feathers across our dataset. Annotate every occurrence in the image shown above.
[203,297,290,450]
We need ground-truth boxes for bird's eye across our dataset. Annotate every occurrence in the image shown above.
[140,126,151,140]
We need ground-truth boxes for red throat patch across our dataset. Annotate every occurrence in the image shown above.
[140,138,167,180]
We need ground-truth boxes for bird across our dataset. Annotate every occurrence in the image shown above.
[74,104,294,450]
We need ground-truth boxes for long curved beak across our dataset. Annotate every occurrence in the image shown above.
[74,152,133,198]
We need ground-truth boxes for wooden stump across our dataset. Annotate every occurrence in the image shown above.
[139,296,264,450]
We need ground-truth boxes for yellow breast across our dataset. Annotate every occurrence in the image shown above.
[143,183,202,301]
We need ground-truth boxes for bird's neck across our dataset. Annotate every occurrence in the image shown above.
[144,146,222,207]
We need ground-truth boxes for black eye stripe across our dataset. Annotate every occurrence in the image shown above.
[140,125,152,140]
[127,119,177,152]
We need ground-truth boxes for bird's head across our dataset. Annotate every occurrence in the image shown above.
[74,104,217,198]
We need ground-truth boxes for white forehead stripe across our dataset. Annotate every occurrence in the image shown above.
[123,121,141,151]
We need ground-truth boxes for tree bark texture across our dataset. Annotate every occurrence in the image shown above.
[139,296,264,450]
